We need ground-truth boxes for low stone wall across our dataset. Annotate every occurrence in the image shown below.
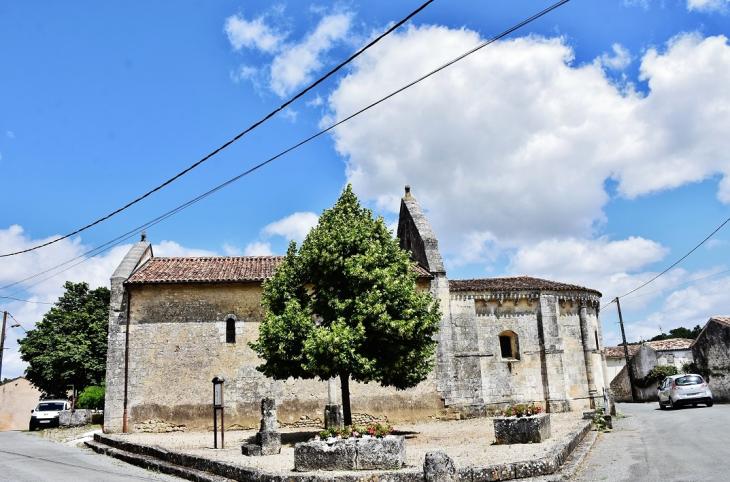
[294,436,406,471]
[89,419,592,481]
[133,419,187,433]
[59,410,92,428]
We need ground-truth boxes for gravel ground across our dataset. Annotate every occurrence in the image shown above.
[113,412,584,472]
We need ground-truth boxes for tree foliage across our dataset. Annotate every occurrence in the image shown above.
[649,325,702,342]
[78,383,106,410]
[250,185,442,424]
[18,281,110,398]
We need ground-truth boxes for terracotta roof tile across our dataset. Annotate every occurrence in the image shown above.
[644,338,694,351]
[448,276,601,296]
[605,345,641,358]
[126,256,434,284]
[127,257,284,283]
[711,316,730,327]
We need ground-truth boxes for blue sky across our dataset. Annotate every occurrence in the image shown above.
[2,0,730,379]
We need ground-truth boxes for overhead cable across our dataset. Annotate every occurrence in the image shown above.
[0,0,435,258]
[0,0,573,295]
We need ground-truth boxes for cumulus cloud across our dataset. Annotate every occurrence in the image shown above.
[244,241,274,256]
[153,241,217,258]
[687,0,729,12]
[598,44,632,70]
[225,10,353,97]
[262,212,319,243]
[269,12,353,96]
[225,14,286,53]
[324,27,730,262]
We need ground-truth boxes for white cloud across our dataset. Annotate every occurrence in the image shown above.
[225,10,353,97]
[623,0,651,9]
[231,65,259,84]
[153,240,217,258]
[224,14,286,53]
[306,95,324,107]
[6,131,14,139]
[598,44,632,70]
[222,243,243,256]
[269,12,353,97]
[0,226,221,379]
[324,27,730,261]
[280,108,298,122]
[687,0,729,12]
[244,241,274,256]
[262,211,319,243]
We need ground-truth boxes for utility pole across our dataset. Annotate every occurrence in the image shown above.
[616,298,637,402]
[0,311,7,383]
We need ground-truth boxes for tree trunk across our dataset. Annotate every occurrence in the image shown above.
[340,373,352,426]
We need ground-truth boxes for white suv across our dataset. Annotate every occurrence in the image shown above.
[29,399,71,430]
[658,374,713,409]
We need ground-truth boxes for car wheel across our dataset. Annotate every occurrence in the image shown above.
[28,423,35,431]
[659,400,665,410]
[670,398,678,410]
[707,401,714,407]
[692,403,698,407]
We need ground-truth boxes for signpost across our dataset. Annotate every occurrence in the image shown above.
[212,377,225,449]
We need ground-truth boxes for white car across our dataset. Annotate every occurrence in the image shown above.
[29,399,71,430]
[658,374,713,409]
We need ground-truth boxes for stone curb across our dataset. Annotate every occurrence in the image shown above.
[88,419,592,482]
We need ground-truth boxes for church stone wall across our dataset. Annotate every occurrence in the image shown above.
[113,282,444,432]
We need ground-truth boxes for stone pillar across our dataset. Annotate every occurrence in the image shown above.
[243,398,281,456]
[537,295,570,413]
[424,451,457,482]
[579,301,598,407]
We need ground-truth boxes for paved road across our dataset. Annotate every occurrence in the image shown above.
[572,402,730,481]
[0,430,181,482]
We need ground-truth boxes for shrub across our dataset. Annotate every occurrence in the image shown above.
[78,384,105,410]
[503,403,543,418]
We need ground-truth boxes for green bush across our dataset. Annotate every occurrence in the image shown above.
[78,384,105,410]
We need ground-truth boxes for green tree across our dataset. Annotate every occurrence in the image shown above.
[250,185,442,425]
[78,383,106,410]
[18,281,110,398]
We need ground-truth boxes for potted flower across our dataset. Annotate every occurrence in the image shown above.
[494,403,550,444]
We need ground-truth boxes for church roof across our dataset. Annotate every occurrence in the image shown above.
[448,276,601,296]
[126,256,433,284]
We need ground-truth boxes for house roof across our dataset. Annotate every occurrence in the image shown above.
[126,256,434,284]
[604,338,694,358]
[448,276,601,296]
[605,345,641,358]
[644,338,694,351]
[711,316,730,327]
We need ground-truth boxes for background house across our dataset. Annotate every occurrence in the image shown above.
[0,377,42,431]
[604,338,694,383]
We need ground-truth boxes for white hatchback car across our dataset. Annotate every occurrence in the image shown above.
[29,399,71,430]
[658,374,713,409]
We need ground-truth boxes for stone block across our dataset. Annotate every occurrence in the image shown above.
[256,430,281,455]
[423,451,456,482]
[293,435,406,472]
[294,439,357,471]
[324,404,344,429]
[241,444,262,456]
[493,413,551,444]
[59,409,92,427]
[357,436,406,470]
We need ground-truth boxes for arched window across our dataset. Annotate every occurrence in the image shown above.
[226,318,236,344]
[499,330,519,360]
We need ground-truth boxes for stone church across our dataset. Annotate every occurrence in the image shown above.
[104,188,610,433]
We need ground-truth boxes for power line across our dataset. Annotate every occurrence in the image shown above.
[0,0,435,259]
[626,277,730,325]
[0,0,573,298]
[621,268,730,302]
[0,296,53,306]
[602,215,730,310]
